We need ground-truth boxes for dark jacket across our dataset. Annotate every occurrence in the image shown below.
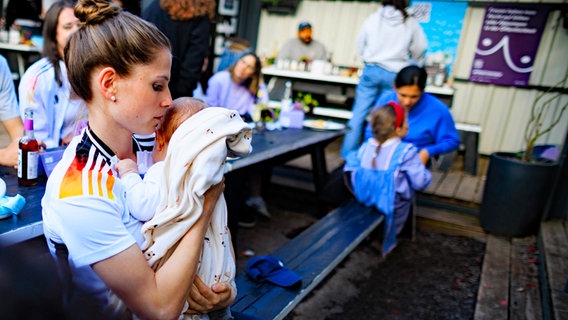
[142,0,211,98]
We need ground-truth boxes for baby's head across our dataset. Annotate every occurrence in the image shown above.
[153,97,206,161]
[369,101,408,143]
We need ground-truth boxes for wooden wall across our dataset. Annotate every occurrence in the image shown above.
[256,0,568,155]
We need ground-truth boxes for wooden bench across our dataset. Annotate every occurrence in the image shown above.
[231,199,384,320]
[474,235,542,319]
[539,220,568,320]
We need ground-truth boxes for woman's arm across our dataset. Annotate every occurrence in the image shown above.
[0,117,23,167]
[204,74,224,108]
[92,180,225,320]
[401,146,432,192]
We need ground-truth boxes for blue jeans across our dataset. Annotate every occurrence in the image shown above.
[341,64,396,157]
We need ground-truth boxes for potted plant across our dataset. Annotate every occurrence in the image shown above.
[479,72,568,237]
[294,92,319,115]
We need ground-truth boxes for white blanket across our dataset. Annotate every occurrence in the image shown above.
[106,107,252,319]
[141,107,252,286]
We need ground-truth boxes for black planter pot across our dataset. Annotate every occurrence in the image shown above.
[479,152,559,237]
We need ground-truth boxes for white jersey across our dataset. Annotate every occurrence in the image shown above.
[19,58,86,148]
[42,128,145,307]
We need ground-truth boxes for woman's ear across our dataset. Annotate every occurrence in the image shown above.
[97,67,117,102]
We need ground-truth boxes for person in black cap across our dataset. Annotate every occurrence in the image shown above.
[277,21,328,62]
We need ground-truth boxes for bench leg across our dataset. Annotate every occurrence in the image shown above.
[461,130,479,176]
[399,197,417,241]
[311,145,329,217]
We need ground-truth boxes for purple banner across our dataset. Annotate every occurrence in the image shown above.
[470,4,549,86]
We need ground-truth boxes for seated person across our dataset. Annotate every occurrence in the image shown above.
[345,102,431,255]
[277,21,328,62]
[0,55,23,168]
[363,65,460,166]
[205,52,268,122]
[18,1,84,149]
[205,52,271,229]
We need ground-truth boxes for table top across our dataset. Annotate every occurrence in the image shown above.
[262,66,456,96]
[226,126,345,172]
[0,167,46,246]
[0,127,345,246]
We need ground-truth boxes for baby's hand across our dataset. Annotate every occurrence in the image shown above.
[115,159,139,177]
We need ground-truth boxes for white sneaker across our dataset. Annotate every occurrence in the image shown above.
[246,196,271,218]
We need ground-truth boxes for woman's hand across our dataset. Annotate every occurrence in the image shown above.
[186,275,236,315]
[418,149,430,165]
[0,141,19,168]
[61,133,75,146]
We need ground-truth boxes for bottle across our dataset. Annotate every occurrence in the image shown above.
[18,109,39,186]
[281,81,293,112]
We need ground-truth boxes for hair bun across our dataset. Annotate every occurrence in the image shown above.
[75,0,121,26]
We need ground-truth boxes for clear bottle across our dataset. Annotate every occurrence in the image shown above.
[18,109,39,185]
[281,81,293,112]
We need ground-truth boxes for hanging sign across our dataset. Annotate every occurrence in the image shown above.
[469,4,549,86]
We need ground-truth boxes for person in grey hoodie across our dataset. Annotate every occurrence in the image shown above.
[341,0,427,158]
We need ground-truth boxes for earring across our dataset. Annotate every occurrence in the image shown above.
[111,95,116,102]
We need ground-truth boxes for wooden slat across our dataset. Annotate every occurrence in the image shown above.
[424,170,444,194]
[455,174,479,202]
[435,171,462,198]
[540,220,568,320]
[473,176,486,204]
[510,236,542,320]
[474,235,510,320]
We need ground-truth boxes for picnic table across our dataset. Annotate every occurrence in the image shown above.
[0,126,345,246]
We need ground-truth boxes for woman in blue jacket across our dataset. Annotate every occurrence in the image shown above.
[364,65,460,165]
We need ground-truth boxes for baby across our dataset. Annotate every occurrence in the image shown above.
[116,97,205,222]
[115,97,252,319]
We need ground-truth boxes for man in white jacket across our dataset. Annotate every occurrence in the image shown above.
[341,0,427,158]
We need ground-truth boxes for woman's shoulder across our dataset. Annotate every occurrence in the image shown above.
[20,58,55,83]
[211,69,230,79]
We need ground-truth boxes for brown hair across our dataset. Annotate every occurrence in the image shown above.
[42,0,76,87]
[158,97,206,144]
[229,52,262,99]
[382,0,409,21]
[65,0,171,102]
[369,104,398,168]
[160,0,216,21]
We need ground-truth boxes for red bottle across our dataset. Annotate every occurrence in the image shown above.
[18,110,39,185]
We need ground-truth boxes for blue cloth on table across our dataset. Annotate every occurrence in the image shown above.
[0,177,26,218]
[0,194,26,218]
